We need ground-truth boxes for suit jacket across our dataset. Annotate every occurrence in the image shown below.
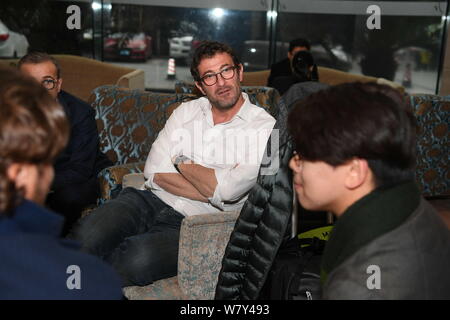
[52,91,112,190]
[0,200,122,299]
[267,58,292,88]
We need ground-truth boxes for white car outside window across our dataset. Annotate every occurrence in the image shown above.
[169,35,193,59]
[0,20,29,58]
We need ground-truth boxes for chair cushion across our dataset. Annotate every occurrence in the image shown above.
[122,172,146,189]
[97,161,145,204]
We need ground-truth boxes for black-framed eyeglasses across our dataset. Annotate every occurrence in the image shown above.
[41,78,58,90]
[199,65,238,86]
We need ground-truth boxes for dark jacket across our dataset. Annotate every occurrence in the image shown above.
[322,181,450,299]
[215,91,293,299]
[52,91,112,190]
[0,200,123,299]
[270,75,299,96]
[282,81,329,108]
[267,58,292,88]
[215,82,330,300]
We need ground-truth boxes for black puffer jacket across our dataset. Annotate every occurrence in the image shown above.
[215,81,329,300]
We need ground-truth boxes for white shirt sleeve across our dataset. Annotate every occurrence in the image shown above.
[208,121,275,209]
[144,107,184,190]
[209,164,259,209]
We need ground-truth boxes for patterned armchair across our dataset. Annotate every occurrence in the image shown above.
[119,173,240,300]
[89,86,186,204]
[88,84,280,299]
[90,84,280,204]
[114,171,240,300]
[407,94,449,198]
[407,94,450,227]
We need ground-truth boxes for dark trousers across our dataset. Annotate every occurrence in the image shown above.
[69,187,185,287]
[46,176,100,236]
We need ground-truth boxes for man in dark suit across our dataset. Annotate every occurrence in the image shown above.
[18,52,112,236]
[267,38,311,88]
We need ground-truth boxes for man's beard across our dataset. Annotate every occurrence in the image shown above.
[207,84,242,110]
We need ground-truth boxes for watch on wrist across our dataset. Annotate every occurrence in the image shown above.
[174,155,190,165]
[173,155,190,173]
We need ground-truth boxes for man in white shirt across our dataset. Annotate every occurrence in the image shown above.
[72,41,276,286]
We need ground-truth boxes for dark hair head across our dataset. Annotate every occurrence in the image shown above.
[190,41,241,82]
[287,82,417,187]
[0,68,69,215]
[289,38,311,52]
[18,52,61,79]
[291,50,316,82]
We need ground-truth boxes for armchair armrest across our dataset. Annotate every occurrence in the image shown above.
[117,69,145,90]
[177,211,240,299]
[117,172,240,300]
[116,172,240,299]
[97,162,145,205]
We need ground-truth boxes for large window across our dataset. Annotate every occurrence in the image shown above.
[98,1,270,90]
[1,0,448,94]
[0,1,93,56]
[275,1,448,93]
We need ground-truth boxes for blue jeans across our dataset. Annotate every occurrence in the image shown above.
[71,187,185,287]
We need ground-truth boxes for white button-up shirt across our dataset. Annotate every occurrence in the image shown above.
[143,93,276,216]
